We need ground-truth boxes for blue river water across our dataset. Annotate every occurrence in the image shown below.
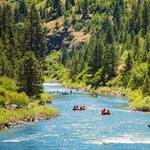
[0,83,150,150]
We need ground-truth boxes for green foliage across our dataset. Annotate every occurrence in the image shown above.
[0,87,29,108]
[128,90,150,111]
[44,51,67,81]
[23,3,48,58]
[38,93,52,105]
[74,22,83,31]
[0,106,58,126]
[128,63,149,91]
[0,77,29,108]
[0,76,17,91]
[18,52,43,97]
[8,92,29,108]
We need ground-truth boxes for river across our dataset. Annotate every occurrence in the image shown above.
[0,83,150,150]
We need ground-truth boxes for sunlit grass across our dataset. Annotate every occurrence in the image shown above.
[0,106,58,126]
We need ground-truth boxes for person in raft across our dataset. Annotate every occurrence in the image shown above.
[107,109,110,114]
[101,108,110,114]
[73,106,78,110]
[102,108,106,113]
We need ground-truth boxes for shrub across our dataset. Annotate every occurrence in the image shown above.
[128,90,150,111]
[39,93,52,105]
[74,22,83,31]
[8,92,30,108]
[0,77,18,91]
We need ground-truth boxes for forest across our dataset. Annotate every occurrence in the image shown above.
[0,0,150,128]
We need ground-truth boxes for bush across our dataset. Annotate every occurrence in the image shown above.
[0,87,29,108]
[8,92,30,108]
[128,90,150,111]
[39,93,52,105]
[74,22,83,31]
[0,77,18,91]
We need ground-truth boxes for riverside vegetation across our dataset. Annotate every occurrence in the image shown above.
[0,0,60,130]
[0,76,58,130]
[0,0,150,127]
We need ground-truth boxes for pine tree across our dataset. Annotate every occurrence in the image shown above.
[23,4,48,59]
[0,7,2,38]
[65,0,70,11]
[65,0,75,11]
[2,5,13,35]
[123,53,133,87]
[141,0,149,36]
[113,0,124,31]
[88,35,103,74]
[18,52,43,97]
[14,7,20,23]
[19,0,28,20]
[53,0,62,18]
[81,0,89,20]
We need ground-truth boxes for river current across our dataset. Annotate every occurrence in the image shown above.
[0,83,150,150]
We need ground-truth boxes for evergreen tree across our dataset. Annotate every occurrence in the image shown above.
[0,7,2,38]
[23,4,48,59]
[19,0,28,20]
[18,52,43,97]
[81,0,89,20]
[65,0,70,11]
[123,53,133,87]
[53,0,62,18]
[141,0,149,36]
[14,7,20,23]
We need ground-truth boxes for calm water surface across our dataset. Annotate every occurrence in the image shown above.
[0,83,150,150]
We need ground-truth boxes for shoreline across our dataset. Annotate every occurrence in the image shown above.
[0,107,58,131]
[61,81,127,97]
[0,113,58,130]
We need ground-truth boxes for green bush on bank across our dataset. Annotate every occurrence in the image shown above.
[0,87,29,108]
[38,93,53,105]
[128,90,150,111]
[0,76,18,91]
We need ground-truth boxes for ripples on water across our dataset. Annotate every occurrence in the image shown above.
[0,83,150,150]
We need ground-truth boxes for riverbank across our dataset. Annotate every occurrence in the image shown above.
[62,80,127,97]
[0,106,58,130]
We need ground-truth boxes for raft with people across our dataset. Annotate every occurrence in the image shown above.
[101,108,110,115]
[72,106,86,111]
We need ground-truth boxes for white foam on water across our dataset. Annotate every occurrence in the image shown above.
[2,137,30,143]
[2,134,43,143]
[43,83,60,86]
[85,135,150,145]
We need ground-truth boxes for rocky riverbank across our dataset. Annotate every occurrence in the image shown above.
[0,113,58,130]
[87,88,127,97]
